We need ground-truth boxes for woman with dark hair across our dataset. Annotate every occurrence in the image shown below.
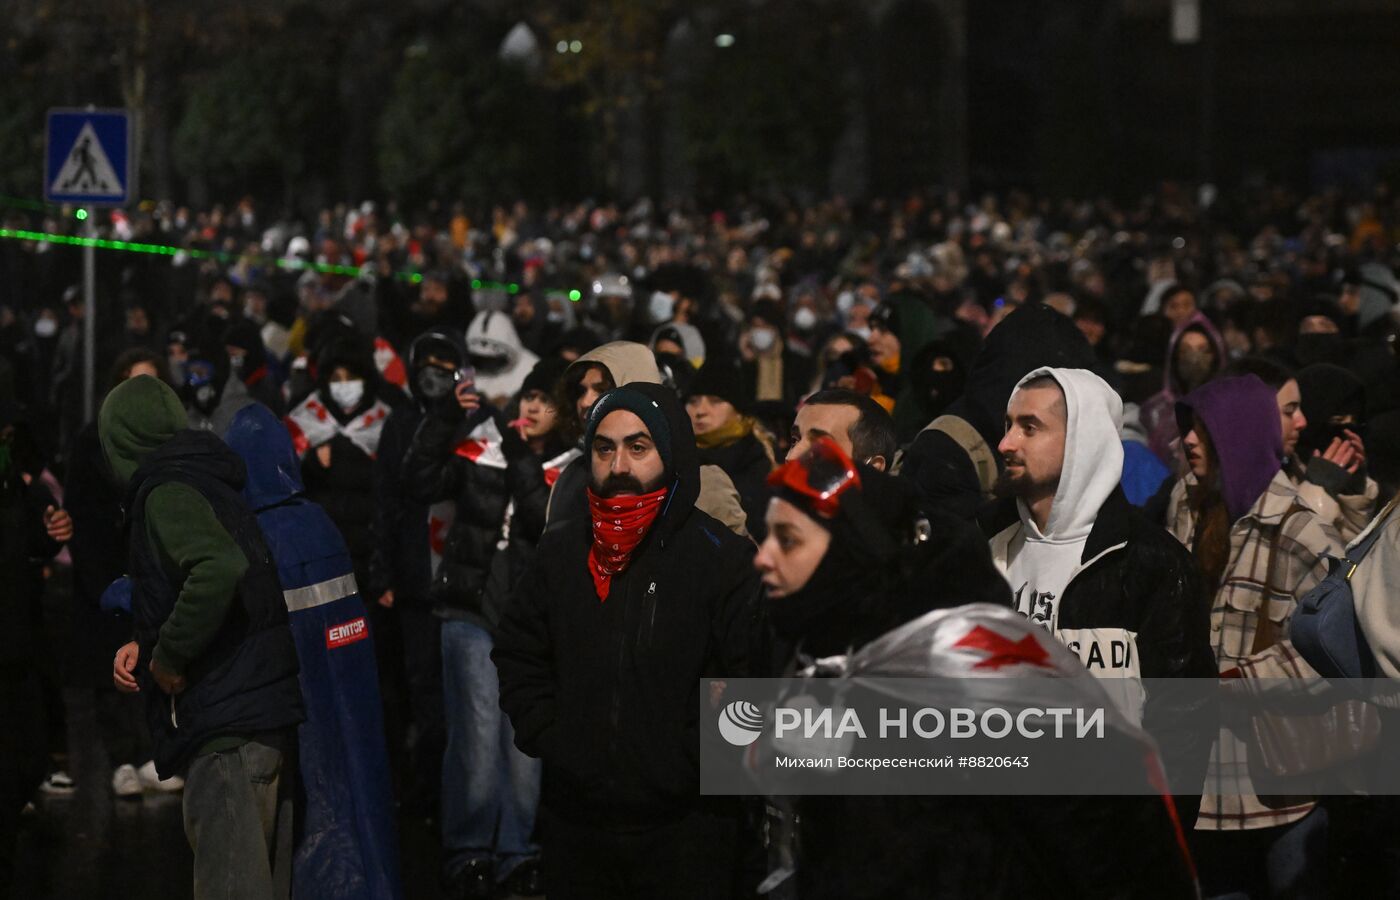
[1164,374,1345,897]
[1226,357,1380,542]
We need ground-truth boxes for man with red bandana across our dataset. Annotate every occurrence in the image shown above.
[493,382,763,900]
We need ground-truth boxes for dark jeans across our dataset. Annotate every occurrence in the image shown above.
[1192,807,1328,900]
[183,740,295,900]
[541,806,739,900]
[400,605,443,817]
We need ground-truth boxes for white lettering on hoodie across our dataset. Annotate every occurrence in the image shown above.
[994,368,1145,721]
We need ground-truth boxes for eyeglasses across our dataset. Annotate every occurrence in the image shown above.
[767,435,861,519]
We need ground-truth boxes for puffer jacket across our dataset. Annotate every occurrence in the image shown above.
[400,397,561,630]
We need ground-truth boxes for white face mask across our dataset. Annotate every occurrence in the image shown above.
[647,291,675,324]
[749,327,777,353]
[793,307,818,332]
[836,291,856,315]
[329,379,365,411]
[34,317,58,338]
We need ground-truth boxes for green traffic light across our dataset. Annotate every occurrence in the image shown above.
[75,209,88,220]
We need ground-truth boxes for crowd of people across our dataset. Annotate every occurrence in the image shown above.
[2,179,1400,899]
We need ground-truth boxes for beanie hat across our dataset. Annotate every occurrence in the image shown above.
[584,385,674,473]
[521,356,569,396]
[686,357,751,411]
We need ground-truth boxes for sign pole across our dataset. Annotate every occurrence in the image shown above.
[45,108,131,423]
[83,210,96,424]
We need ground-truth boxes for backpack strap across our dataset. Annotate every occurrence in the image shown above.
[925,415,999,498]
[1251,501,1309,656]
[1343,493,1400,582]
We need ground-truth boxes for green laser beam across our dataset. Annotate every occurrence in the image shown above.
[0,227,593,299]
[0,227,425,283]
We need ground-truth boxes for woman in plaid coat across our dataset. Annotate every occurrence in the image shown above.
[1166,374,1345,897]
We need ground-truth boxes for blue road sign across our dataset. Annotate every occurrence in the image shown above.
[45,108,132,206]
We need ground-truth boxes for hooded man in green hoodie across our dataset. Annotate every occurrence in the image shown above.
[100,375,302,900]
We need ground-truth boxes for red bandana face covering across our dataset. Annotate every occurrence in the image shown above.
[586,485,669,601]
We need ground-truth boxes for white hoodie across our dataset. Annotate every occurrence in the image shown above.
[466,310,539,404]
[999,367,1124,632]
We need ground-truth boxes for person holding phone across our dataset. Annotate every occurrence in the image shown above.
[402,356,573,899]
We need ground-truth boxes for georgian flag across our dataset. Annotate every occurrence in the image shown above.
[284,394,393,460]
[373,337,409,392]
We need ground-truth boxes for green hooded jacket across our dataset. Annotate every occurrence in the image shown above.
[99,375,249,677]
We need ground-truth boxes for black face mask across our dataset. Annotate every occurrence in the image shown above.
[920,370,965,412]
[184,359,224,415]
[469,352,509,375]
[415,366,455,400]
[191,382,221,415]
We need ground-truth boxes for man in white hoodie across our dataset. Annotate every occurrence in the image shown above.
[979,367,1216,820]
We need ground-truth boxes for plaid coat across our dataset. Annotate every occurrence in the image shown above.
[1287,457,1379,544]
[1167,470,1346,831]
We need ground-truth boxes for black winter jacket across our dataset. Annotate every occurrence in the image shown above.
[401,401,555,629]
[301,431,377,572]
[697,431,773,541]
[493,383,764,829]
[980,487,1218,824]
[369,404,429,604]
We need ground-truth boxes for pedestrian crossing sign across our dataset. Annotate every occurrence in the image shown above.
[45,108,132,206]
